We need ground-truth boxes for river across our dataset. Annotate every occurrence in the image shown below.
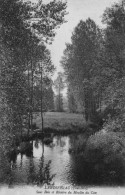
[0,133,124,188]
[0,134,89,186]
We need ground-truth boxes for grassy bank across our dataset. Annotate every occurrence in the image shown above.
[14,112,86,144]
[33,112,86,134]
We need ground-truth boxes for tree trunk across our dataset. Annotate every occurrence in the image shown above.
[39,63,44,132]
[27,60,30,136]
[30,58,34,132]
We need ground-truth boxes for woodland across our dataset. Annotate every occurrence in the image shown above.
[0,0,125,186]
[0,0,67,166]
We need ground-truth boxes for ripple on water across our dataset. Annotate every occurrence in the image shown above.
[0,134,88,186]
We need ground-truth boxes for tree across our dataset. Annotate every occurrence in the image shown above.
[54,72,65,112]
[31,45,55,131]
[34,80,55,112]
[102,0,125,79]
[55,94,64,112]
[0,0,67,145]
[67,86,77,113]
[61,18,103,123]
[43,85,55,112]
[98,0,125,132]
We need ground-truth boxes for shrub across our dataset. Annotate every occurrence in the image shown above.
[84,130,125,184]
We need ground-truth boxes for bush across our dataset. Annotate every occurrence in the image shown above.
[84,130,125,185]
[102,114,125,133]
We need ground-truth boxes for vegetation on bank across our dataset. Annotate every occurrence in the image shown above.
[34,112,86,132]
[0,0,67,152]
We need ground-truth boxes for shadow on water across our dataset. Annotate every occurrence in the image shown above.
[0,139,55,187]
[0,134,125,187]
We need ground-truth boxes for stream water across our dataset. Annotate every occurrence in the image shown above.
[0,134,89,186]
[0,133,124,187]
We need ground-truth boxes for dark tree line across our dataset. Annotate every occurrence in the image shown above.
[0,0,67,153]
[61,18,102,122]
[61,0,125,130]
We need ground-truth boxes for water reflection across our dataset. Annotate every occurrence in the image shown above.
[0,134,123,187]
[0,134,89,186]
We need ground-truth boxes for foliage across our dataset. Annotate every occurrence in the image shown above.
[61,0,125,130]
[61,18,103,122]
[55,94,64,112]
[0,0,67,135]
[67,86,77,113]
[54,72,65,112]
[84,130,125,184]
[54,72,65,94]
[34,83,55,112]
[0,0,67,179]
[99,1,125,132]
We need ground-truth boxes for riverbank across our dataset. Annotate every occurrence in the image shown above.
[19,112,99,142]
[12,111,101,159]
[14,112,87,144]
[35,112,86,132]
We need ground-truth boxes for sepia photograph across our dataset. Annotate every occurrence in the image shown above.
[0,0,125,194]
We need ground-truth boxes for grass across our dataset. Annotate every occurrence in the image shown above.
[33,112,86,133]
